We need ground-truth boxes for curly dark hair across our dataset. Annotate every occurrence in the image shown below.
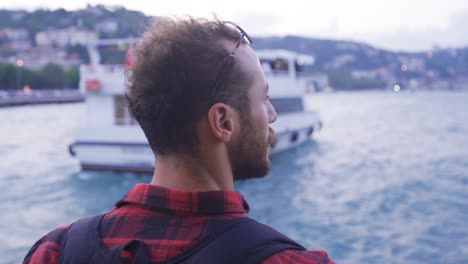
[126,16,252,156]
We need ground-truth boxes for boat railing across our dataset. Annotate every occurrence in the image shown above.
[80,64,126,75]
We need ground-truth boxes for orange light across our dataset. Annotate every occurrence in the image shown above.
[16,59,24,67]
[401,64,407,72]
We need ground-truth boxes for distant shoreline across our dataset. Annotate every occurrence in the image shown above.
[0,95,85,107]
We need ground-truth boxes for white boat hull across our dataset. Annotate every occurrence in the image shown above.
[69,111,322,173]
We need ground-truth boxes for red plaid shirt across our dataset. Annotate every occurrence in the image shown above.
[24,184,334,264]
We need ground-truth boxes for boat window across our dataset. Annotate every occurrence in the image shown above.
[295,60,315,77]
[290,131,299,142]
[295,60,304,73]
[260,58,289,76]
[269,97,304,114]
[114,95,138,125]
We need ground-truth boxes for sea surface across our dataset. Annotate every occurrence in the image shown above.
[1,91,467,263]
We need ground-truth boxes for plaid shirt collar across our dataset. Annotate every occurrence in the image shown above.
[116,183,250,214]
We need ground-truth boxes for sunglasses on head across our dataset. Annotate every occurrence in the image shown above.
[211,21,253,98]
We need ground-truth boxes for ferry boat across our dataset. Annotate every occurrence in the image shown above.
[69,40,322,173]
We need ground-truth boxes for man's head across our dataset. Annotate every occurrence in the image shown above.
[126,16,277,179]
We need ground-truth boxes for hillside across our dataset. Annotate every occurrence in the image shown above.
[1,5,467,91]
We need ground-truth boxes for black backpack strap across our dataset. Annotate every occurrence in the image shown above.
[60,215,303,264]
[60,214,104,264]
[166,217,305,264]
[59,214,150,264]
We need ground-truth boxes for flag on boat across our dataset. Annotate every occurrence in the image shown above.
[125,44,134,69]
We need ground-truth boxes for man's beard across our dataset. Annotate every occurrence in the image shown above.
[230,118,276,180]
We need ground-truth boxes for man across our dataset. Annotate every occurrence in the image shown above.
[24,17,334,264]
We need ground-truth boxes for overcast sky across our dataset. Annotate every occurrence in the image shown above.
[2,0,468,52]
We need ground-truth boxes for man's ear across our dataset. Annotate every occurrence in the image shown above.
[207,103,236,142]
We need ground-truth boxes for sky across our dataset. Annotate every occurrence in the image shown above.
[1,0,468,52]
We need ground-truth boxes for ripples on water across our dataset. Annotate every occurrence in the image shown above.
[1,91,467,263]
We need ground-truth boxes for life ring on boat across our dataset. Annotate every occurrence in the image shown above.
[86,79,101,92]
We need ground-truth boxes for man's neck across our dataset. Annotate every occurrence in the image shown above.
[150,152,234,192]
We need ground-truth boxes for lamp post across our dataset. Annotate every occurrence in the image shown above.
[16,59,24,90]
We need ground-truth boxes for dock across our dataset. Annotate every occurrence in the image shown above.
[0,89,84,107]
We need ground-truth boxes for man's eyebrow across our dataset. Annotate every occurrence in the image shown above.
[265,83,269,94]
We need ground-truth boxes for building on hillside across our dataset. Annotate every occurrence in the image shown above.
[95,20,119,34]
[375,67,397,88]
[325,54,355,69]
[7,46,82,69]
[351,70,378,79]
[429,79,451,90]
[36,28,98,47]
[407,78,428,90]
[0,28,32,52]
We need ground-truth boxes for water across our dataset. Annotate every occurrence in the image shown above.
[1,91,467,263]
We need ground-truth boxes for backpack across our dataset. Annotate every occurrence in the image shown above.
[60,214,306,264]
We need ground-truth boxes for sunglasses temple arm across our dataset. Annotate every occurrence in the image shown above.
[231,32,246,55]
